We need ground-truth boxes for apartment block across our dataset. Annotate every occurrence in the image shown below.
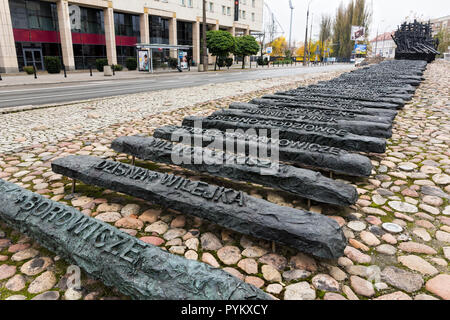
[0,0,263,73]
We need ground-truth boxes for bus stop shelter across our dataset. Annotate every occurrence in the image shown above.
[136,44,193,73]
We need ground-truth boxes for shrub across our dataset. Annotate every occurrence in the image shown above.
[95,58,109,72]
[257,57,269,65]
[225,58,233,69]
[168,57,179,69]
[126,57,137,70]
[217,57,226,68]
[23,66,34,74]
[112,64,123,71]
[44,56,61,74]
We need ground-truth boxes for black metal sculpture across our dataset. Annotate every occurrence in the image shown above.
[392,20,440,62]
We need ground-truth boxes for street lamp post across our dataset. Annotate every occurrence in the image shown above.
[289,0,294,50]
[303,0,313,66]
[308,13,313,64]
[374,19,385,57]
[202,0,208,72]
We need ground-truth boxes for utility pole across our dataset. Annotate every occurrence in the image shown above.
[303,0,313,65]
[202,0,208,72]
[374,27,379,57]
[308,13,313,63]
[288,0,294,50]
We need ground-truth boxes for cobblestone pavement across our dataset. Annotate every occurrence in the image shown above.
[0,70,345,155]
[0,61,449,300]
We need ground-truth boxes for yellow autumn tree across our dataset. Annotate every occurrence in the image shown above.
[267,36,288,57]
[295,45,305,57]
[308,40,334,61]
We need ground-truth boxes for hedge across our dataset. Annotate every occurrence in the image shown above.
[95,58,109,72]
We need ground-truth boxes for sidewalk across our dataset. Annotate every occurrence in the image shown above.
[0,62,330,87]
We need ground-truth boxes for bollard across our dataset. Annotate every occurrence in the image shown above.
[33,64,37,79]
[90,65,93,76]
[112,64,115,76]
[63,64,67,78]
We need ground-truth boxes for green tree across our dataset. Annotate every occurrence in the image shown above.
[319,15,333,60]
[332,0,371,60]
[234,35,260,69]
[435,28,450,57]
[206,30,236,70]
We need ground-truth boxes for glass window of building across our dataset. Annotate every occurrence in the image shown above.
[9,0,58,31]
[114,12,140,38]
[70,6,104,34]
[150,16,170,44]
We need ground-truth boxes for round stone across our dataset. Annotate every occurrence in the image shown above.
[238,258,258,274]
[0,264,17,280]
[114,217,143,230]
[200,232,223,251]
[284,282,316,300]
[28,271,57,294]
[163,228,187,241]
[31,291,60,300]
[120,204,140,217]
[184,250,198,260]
[381,266,424,293]
[372,194,387,205]
[282,269,311,281]
[382,223,403,234]
[266,283,283,294]
[95,212,122,223]
[420,165,441,174]
[388,201,418,213]
[311,274,340,292]
[5,274,26,291]
[11,248,40,262]
[245,276,265,289]
[376,244,397,255]
[145,221,168,235]
[425,274,450,300]
[432,173,450,185]
[6,295,27,300]
[217,246,242,265]
[350,275,375,297]
[242,246,268,258]
[65,288,83,300]
[347,221,366,232]
[259,253,288,271]
[201,252,220,268]
[398,162,417,171]
[261,264,282,282]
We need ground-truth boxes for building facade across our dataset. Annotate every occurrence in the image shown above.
[0,0,263,73]
[370,31,396,59]
[430,15,450,36]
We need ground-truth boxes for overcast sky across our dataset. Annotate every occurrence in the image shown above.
[264,0,450,44]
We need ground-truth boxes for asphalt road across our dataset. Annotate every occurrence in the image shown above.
[0,64,354,109]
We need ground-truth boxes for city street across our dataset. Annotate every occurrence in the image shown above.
[0,64,352,109]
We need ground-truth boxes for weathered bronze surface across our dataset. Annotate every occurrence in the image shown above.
[52,155,348,259]
[0,179,272,300]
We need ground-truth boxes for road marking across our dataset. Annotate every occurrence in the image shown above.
[0,79,157,94]
[0,84,174,103]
